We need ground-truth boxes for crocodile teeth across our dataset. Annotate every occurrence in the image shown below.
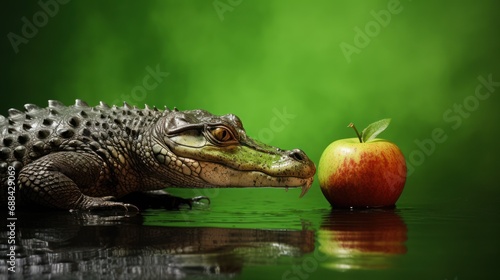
[299,177,314,198]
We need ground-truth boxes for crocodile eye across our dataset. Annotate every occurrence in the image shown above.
[210,127,234,142]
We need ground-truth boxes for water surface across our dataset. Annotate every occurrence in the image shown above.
[1,189,498,279]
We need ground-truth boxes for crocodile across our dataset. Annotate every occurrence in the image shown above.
[0,100,316,211]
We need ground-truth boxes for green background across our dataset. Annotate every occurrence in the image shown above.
[1,0,499,278]
[2,0,499,206]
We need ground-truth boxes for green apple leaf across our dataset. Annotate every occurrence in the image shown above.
[361,118,391,142]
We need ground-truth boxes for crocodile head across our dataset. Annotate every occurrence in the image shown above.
[150,109,316,197]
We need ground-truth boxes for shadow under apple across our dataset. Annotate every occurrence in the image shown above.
[318,208,408,270]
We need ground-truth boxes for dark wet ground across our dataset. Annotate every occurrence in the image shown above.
[1,189,498,279]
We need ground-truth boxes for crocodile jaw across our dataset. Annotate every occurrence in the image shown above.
[198,162,314,197]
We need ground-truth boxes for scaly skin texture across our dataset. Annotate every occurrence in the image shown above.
[0,100,316,211]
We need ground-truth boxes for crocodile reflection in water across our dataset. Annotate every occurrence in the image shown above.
[0,211,315,278]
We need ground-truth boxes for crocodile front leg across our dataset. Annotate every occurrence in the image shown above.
[17,152,138,211]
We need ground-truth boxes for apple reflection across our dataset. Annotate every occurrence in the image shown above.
[318,209,408,270]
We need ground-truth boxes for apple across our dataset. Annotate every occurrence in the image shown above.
[318,119,407,208]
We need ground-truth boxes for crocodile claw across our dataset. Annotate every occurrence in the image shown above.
[184,196,211,209]
[120,191,210,210]
[151,195,210,210]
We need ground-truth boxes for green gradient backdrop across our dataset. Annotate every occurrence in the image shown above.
[2,1,499,209]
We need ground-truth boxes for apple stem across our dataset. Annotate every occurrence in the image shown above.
[348,123,363,143]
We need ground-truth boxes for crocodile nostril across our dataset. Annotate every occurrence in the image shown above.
[289,149,306,161]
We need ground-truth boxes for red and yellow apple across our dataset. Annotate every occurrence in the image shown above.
[318,119,407,208]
